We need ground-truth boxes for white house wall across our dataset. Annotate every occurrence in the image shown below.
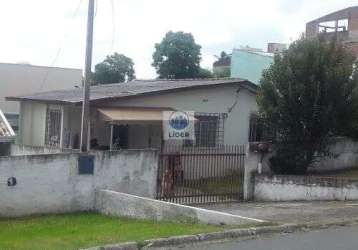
[103,85,258,145]
[17,85,258,148]
[19,101,47,146]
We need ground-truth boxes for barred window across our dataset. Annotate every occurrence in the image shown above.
[249,114,275,142]
[186,113,224,147]
[45,108,62,147]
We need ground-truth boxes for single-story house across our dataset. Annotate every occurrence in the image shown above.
[6,78,259,150]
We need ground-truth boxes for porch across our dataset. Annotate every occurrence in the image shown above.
[45,105,226,151]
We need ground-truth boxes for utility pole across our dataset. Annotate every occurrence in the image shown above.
[80,0,95,152]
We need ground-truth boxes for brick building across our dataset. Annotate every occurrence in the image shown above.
[306,6,358,57]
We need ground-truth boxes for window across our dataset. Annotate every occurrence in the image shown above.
[4,113,19,132]
[318,19,348,33]
[185,113,224,147]
[45,108,62,147]
[249,114,276,142]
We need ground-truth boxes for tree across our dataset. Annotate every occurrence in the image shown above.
[257,37,358,174]
[152,31,201,79]
[197,68,214,78]
[94,53,135,84]
[213,67,230,78]
[213,51,231,78]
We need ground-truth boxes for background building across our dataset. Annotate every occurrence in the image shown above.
[0,63,82,131]
[230,46,274,84]
[306,6,358,57]
[267,42,287,53]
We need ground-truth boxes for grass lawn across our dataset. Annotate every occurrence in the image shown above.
[185,178,241,194]
[0,212,262,250]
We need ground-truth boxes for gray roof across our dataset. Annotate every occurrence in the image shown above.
[6,78,257,105]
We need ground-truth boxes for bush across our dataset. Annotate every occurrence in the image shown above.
[258,37,358,175]
[269,146,313,175]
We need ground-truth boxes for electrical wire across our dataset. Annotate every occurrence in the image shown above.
[94,0,98,18]
[109,0,116,55]
[38,0,84,92]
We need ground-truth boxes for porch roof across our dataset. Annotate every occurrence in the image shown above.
[98,107,172,122]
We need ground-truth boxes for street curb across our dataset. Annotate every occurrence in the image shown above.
[81,219,358,250]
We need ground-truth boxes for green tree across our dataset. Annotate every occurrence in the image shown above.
[152,31,201,79]
[257,38,358,174]
[197,68,214,78]
[213,51,231,78]
[94,53,135,84]
[213,67,230,78]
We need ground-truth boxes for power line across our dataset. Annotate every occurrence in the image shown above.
[38,0,84,91]
[94,0,98,18]
[109,0,116,54]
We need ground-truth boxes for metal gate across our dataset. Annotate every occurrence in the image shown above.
[156,144,245,204]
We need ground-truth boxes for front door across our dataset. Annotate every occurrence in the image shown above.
[112,125,129,149]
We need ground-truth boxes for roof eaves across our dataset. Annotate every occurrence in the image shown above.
[91,80,257,105]
[5,96,80,105]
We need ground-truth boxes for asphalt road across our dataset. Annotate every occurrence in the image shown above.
[162,225,358,250]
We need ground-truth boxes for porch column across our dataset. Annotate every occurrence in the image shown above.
[109,123,114,150]
[59,106,65,148]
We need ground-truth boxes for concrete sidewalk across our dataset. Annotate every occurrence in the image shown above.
[163,225,358,250]
[197,201,358,224]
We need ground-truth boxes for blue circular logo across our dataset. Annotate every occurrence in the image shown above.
[169,111,189,130]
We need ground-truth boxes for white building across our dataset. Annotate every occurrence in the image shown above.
[7,79,259,150]
[0,63,82,131]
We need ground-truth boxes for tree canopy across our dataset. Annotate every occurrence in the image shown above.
[213,51,231,77]
[257,37,358,174]
[94,53,135,84]
[152,31,202,79]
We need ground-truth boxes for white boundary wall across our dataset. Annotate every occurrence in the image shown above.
[0,150,158,217]
[95,189,264,225]
[254,174,358,201]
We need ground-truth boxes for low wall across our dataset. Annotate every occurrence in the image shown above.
[0,150,158,217]
[95,189,264,225]
[254,174,358,201]
[310,137,358,172]
[10,144,78,156]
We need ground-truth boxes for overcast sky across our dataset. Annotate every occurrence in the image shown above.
[0,0,357,78]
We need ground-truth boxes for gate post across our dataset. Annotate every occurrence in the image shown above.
[243,144,260,201]
[243,143,273,200]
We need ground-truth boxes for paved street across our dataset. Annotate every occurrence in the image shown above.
[161,225,358,250]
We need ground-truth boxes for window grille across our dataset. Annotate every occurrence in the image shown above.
[249,114,276,142]
[45,108,62,147]
[185,112,224,147]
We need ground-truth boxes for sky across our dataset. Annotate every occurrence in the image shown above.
[0,0,357,78]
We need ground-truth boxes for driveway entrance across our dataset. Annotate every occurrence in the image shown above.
[156,144,245,204]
